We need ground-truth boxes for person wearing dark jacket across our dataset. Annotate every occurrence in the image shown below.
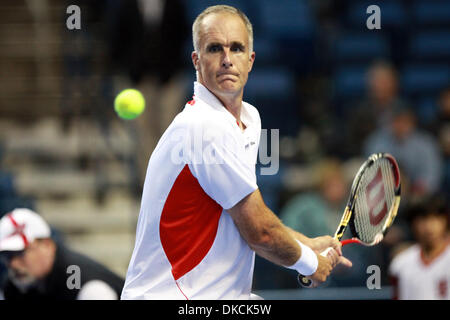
[0,208,124,300]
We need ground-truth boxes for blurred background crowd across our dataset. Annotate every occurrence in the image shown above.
[0,0,449,297]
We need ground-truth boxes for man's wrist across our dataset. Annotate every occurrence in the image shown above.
[286,240,318,276]
[287,227,313,248]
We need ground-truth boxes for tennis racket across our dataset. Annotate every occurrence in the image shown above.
[298,153,401,288]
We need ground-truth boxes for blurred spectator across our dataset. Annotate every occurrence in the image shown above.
[389,195,449,300]
[279,159,382,286]
[107,0,187,86]
[106,0,189,185]
[280,159,347,237]
[0,209,124,300]
[430,87,450,199]
[364,105,443,199]
[347,61,410,156]
[429,87,450,136]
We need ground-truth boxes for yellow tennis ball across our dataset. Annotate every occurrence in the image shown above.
[114,89,145,120]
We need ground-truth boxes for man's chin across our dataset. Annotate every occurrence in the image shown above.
[9,270,37,291]
[217,82,241,94]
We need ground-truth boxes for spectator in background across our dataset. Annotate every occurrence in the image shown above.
[280,159,347,238]
[347,61,409,156]
[106,0,189,185]
[107,0,187,87]
[389,195,449,300]
[431,87,450,135]
[364,105,443,199]
[280,159,381,287]
[0,209,124,300]
[431,87,450,199]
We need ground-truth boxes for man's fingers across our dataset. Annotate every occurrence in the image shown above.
[338,256,353,268]
[326,248,339,267]
[330,239,343,256]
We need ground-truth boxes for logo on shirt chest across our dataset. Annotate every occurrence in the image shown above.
[244,141,256,149]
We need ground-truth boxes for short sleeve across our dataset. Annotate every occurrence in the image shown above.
[187,121,258,210]
[388,251,405,277]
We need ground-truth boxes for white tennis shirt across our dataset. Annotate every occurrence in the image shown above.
[121,82,261,299]
[389,243,450,300]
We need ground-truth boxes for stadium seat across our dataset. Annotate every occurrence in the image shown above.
[409,31,450,61]
[412,0,450,26]
[401,64,450,96]
[257,0,315,39]
[333,32,390,63]
[252,36,281,66]
[0,171,15,197]
[256,162,285,213]
[244,67,299,136]
[415,96,438,126]
[245,67,295,100]
[347,0,408,29]
[333,66,367,99]
[255,0,316,72]
[182,0,249,24]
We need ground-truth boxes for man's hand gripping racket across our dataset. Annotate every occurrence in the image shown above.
[298,153,401,288]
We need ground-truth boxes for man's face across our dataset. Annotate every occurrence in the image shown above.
[368,67,397,104]
[413,214,448,248]
[321,173,346,206]
[5,240,54,285]
[192,12,255,100]
[439,90,450,116]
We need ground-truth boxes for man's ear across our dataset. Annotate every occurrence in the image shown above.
[192,51,199,71]
[248,51,255,73]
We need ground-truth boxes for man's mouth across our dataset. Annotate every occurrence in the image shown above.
[10,267,28,278]
[217,72,238,79]
[13,271,27,279]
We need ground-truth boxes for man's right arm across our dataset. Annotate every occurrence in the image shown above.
[227,189,340,283]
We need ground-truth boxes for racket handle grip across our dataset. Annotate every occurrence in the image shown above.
[297,247,333,288]
[297,274,314,288]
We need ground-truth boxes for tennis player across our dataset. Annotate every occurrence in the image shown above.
[121,5,351,300]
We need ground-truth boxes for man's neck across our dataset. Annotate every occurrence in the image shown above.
[421,237,449,261]
[216,92,242,119]
[218,93,247,131]
[203,83,245,130]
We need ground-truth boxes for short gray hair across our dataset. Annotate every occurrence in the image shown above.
[192,5,254,55]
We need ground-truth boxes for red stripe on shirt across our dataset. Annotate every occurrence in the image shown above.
[159,164,222,281]
[187,95,196,105]
[389,275,399,300]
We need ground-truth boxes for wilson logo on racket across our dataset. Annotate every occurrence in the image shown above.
[366,168,388,226]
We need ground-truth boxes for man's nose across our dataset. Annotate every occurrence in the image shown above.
[9,256,23,269]
[222,49,232,68]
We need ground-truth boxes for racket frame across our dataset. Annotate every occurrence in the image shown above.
[297,153,401,287]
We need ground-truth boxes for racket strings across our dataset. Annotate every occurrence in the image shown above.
[353,159,396,243]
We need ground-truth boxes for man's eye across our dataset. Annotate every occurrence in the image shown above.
[231,45,244,52]
[208,45,222,53]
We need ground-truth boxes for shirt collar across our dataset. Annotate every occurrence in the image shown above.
[193,81,252,130]
[193,81,225,112]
